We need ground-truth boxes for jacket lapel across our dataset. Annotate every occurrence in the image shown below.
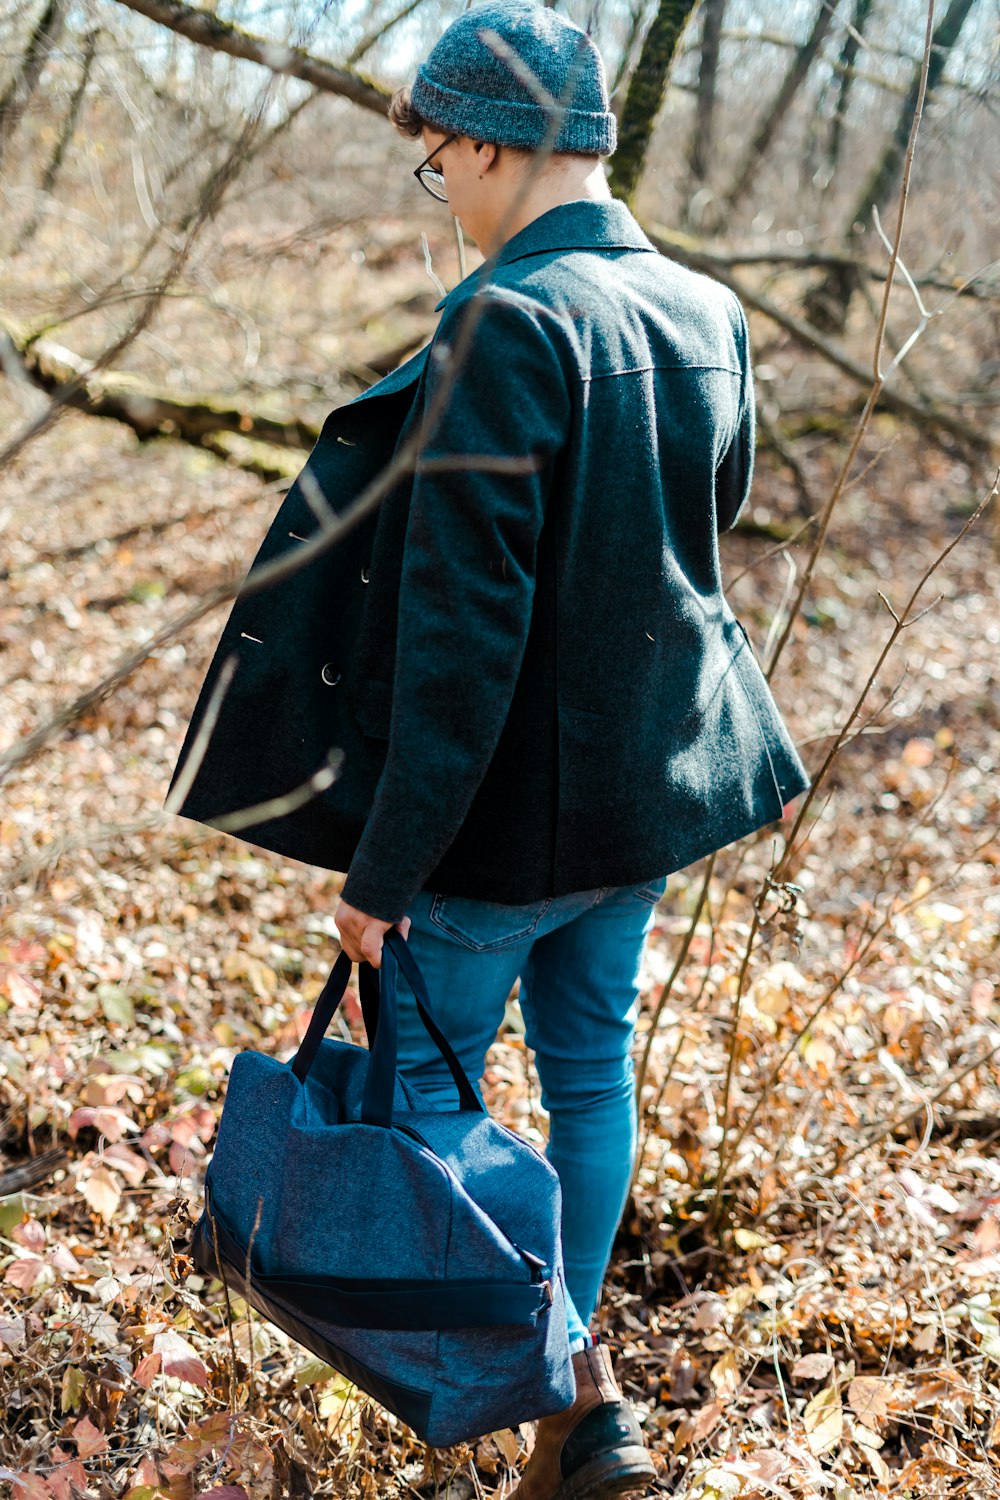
[349,341,431,406]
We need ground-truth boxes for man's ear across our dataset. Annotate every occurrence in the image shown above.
[474,140,499,173]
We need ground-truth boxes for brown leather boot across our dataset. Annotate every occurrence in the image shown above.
[511,1339,655,1500]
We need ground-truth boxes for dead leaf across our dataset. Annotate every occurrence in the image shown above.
[223,951,277,997]
[848,1376,889,1427]
[102,1142,148,1186]
[68,1106,134,1142]
[0,1316,26,1346]
[692,1296,727,1331]
[152,1328,210,1387]
[709,1348,741,1402]
[11,1218,45,1252]
[734,1228,772,1251]
[5,1257,47,1291]
[80,1165,122,1222]
[492,1428,519,1466]
[80,1074,145,1107]
[5,971,41,1010]
[48,1244,83,1275]
[72,1415,108,1459]
[912,1323,938,1353]
[792,1352,835,1381]
[133,1351,162,1389]
[689,1399,723,1443]
[803,1385,843,1456]
[7,1473,53,1499]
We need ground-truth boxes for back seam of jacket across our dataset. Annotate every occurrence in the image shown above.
[578,363,742,384]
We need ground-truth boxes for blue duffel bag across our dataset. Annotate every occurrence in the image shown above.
[191,927,575,1446]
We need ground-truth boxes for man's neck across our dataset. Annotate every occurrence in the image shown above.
[485,161,613,257]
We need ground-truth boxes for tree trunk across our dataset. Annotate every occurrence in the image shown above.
[807,0,978,332]
[849,0,977,228]
[14,26,98,251]
[827,0,875,177]
[609,0,648,108]
[0,0,66,169]
[686,0,726,188]
[721,0,842,213]
[607,0,701,209]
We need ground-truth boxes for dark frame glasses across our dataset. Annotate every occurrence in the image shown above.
[413,131,460,201]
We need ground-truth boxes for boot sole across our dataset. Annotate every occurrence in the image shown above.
[552,1446,656,1500]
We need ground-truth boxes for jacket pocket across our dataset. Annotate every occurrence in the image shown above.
[429,893,553,952]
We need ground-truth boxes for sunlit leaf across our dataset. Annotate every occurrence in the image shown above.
[708,1348,740,1402]
[60,1367,86,1414]
[152,1328,210,1387]
[804,1385,843,1456]
[80,1166,122,1222]
[492,1428,519,1466]
[847,1376,889,1427]
[733,1228,772,1251]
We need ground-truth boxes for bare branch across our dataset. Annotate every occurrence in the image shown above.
[645,224,989,452]
[110,0,391,116]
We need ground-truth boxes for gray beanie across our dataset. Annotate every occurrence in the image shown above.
[409,1,617,157]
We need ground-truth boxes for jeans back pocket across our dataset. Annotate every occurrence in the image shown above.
[429,894,553,953]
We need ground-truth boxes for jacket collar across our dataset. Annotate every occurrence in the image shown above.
[434,199,657,311]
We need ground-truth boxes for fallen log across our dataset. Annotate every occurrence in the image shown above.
[0,1146,68,1197]
[0,317,320,453]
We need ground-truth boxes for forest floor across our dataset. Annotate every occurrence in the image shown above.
[0,262,999,1500]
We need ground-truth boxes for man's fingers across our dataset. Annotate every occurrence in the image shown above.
[336,933,363,963]
[398,917,412,941]
[359,927,385,969]
[335,905,396,967]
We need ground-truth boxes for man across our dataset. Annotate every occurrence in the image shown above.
[167,3,809,1495]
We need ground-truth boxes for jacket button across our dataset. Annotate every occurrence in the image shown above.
[320,664,341,686]
[361,565,370,584]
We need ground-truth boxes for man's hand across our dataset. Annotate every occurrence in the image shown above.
[335,899,411,969]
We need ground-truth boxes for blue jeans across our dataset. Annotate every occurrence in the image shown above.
[391,877,667,1346]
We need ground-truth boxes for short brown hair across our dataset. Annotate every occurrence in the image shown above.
[388,85,430,139]
[387,83,537,175]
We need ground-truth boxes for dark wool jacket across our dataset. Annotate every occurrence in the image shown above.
[166,198,810,922]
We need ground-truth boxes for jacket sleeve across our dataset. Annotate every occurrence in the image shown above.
[716,295,755,535]
[339,293,571,922]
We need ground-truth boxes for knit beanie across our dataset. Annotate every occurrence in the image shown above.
[409,1,617,157]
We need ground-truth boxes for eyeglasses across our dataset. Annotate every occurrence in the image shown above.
[413,131,460,202]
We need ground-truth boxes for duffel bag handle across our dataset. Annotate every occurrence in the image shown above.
[290,932,485,1125]
[290,949,355,1084]
[361,928,485,1125]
